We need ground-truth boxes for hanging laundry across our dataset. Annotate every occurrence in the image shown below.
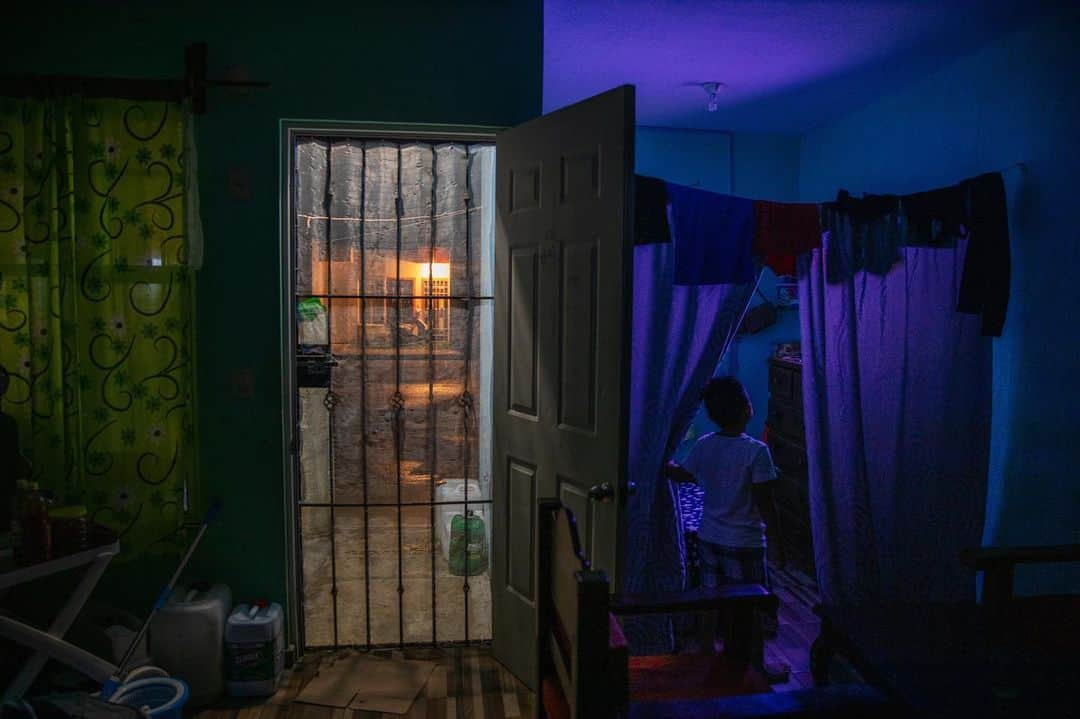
[823,190,904,282]
[751,200,822,276]
[902,181,968,246]
[634,175,672,245]
[958,171,1010,336]
[667,183,755,285]
[835,190,899,226]
[820,205,851,283]
[636,168,1012,333]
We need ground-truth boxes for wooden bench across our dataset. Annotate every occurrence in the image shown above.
[537,499,893,718]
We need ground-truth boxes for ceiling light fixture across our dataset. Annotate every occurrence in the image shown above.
[702,82,725,112]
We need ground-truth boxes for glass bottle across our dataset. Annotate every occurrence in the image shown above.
[20,482,52,565]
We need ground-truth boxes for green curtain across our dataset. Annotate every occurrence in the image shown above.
[0,97,196,559]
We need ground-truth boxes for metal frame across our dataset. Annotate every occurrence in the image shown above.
[280,121,498,655]
[1,542,122,699]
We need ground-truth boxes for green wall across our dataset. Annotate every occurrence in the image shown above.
[9,1,543,616]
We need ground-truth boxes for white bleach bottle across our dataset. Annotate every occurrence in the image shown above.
[225,600,284,697]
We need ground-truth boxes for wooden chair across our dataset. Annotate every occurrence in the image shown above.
[959,543,1080,631]
[537,499,892,718]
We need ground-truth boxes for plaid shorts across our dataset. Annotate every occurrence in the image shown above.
[698,541,768,589]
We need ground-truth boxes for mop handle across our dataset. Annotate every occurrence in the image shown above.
[109,501,221,688]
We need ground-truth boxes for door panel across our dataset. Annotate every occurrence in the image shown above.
[506,459,537,600]
[509,248,540,417]
[558,240,599,434]
[492,86,635,687]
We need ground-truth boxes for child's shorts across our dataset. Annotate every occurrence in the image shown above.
[698,541,768,589]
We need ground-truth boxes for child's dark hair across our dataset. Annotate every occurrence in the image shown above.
[702,376,749,429]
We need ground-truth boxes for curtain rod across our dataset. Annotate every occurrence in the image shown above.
[0,43,269,115]
[1,75,188,102]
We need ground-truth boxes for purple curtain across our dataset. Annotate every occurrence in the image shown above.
[799,237,992,607]
[623,242,759,653]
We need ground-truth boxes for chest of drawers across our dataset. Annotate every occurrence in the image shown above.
[765,357,815,578]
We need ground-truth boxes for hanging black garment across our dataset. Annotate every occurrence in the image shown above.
[824,190,903,282]
[903,181,968,247]
[958,172,1010,336]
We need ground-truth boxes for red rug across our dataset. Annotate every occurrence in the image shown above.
[628,654,771,702]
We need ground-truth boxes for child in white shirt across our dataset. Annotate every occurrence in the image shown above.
[666,375,789,682]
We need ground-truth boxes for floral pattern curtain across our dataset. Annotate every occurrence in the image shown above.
[0,97,196,559]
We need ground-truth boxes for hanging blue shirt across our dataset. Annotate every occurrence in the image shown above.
[666,183,756,285]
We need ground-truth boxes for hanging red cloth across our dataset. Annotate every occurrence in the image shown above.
[752,200,822,276]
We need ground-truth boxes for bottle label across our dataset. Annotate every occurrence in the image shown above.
[226,640,281,681]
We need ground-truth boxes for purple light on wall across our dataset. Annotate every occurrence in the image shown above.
[544,0,1044,132]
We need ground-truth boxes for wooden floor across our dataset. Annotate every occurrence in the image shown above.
[765,562,861,691]
[766,563,822,691]
[193,567,856,719]
[194,647,533,719]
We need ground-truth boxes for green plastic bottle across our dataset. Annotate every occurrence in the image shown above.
[448,512,487,576]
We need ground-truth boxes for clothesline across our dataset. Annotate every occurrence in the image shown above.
[635,175,822,282]
[803,159,1027,204]
[682,160,1026,203]
[297,205,483,224]
[636,165,1017,336]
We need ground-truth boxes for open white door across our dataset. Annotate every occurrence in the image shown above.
[492,86,635,687]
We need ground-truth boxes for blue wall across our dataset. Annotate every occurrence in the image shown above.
[799,6,1080,593]
[635,127,802,450]
[637,126,734,193]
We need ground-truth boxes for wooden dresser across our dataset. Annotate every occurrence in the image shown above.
[765,357,815,577]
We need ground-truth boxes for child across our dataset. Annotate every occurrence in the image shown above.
[666,375,789,683]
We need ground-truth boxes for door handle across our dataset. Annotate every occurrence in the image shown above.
[588,482,615,502]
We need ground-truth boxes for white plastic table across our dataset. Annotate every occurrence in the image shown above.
[0,541,121,700]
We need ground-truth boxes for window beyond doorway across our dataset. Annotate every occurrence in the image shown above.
[288,133,496,649]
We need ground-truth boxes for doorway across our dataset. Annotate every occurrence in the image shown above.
[282,87,638,684]
[284,127,496,650]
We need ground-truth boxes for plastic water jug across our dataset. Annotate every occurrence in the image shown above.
[448,512,487,576]
[435,479,487,562]
[149,583,231,708]
[225,601,284,697]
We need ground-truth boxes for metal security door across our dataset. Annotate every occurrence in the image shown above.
[492,86,636,686]
[288,131,496,650]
